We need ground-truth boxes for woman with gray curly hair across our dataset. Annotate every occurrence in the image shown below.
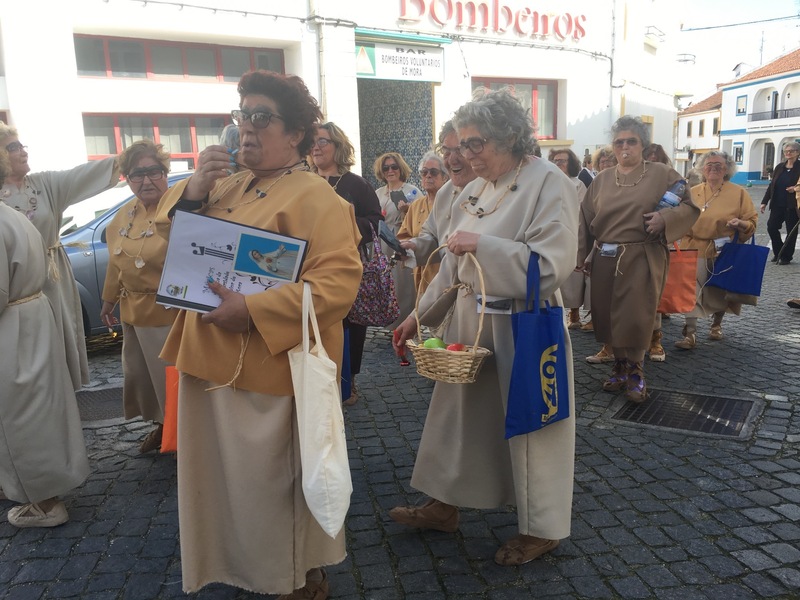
[391,89,578,566]
[578,115,699,402]
[674,151,758,349]
[397,150,449,294]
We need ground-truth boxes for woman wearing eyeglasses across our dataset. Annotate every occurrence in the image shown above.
[391,89,578,566]
[673,151,757,349]
[311,122,383,406]
[0,122,120,392]
[100,140,177,453]
[373,152,421,325]
[154,71,362,599]
[397,151,449,294]
[578,116,699,403]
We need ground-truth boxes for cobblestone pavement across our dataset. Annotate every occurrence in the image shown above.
[1,188,799,599]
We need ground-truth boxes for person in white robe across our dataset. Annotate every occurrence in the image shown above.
[0,150,89,528]
[392,90,578,566]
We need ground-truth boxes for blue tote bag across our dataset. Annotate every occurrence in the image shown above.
[505,253,570,439]
[705,231,769,297]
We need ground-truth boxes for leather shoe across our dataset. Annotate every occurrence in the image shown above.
[494,535,559,565]
[779,258,792,265]
[389,498,459,532]
[277,569,328,600]
[787,298,800,309]
[8,501,68,528]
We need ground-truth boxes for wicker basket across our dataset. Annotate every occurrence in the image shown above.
[405,247,493,384]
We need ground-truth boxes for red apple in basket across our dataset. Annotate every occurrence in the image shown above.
[446,343,466,352]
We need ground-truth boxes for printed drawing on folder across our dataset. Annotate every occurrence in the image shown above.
[156,209,307,313]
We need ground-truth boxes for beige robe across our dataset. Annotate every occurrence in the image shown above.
[103,198,177,422]
[0,158,120,390]
[378,182,421,327]
[411,157,578,540]
[578,162,701,350]
[155,170,362,594]
[0,204,89,504]
[680,182,759,316]
[397,193,438,294]
[560,176,591,309]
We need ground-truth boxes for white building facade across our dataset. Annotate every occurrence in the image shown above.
[675,91,721,176]
[718,49,800,184]
[0,0,683,180]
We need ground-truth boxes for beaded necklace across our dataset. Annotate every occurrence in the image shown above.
[614,161,648,187]
[113,200,155,269]
[207,162,308,214]
[701,182,723,212]
[460,159,523,219]
[1,179,42,220]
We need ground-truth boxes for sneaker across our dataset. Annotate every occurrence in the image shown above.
[389,498,459,533]
[586,345,614,363]
[494,535,559,566]
[7,501,68,528]
[140,424,164,454]
[277,569,329,600]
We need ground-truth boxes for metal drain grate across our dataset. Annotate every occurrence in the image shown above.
[612,389,755,437]
[76,387,124,422]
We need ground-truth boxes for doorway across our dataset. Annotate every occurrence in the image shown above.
[763,142,775,179]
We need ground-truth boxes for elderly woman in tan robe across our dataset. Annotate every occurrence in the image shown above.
[674,151,758,349]
[155,71,362,600]
[101,140,178,453]
[392,89,578,566]
[0,151,89,528]
[578,116,700,403]
[0,122,120,391]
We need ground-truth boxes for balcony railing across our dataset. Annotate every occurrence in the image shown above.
[749,107,800,121]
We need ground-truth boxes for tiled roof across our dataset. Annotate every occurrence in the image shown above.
[723,47,800,86]
[679,91,722,116]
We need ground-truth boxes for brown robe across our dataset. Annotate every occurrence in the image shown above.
[578,162,700,350]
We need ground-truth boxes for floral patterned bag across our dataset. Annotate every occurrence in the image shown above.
[347,223,400,327]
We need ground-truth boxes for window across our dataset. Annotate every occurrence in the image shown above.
[472,78,558,139]
[686,121,692,137]
[713,117,719,135]
[733,142,744,164]
[74,35,283,81]
[83,113,231,168]
[736,95,747,116]
[74,37,106,76]
[698,120,705,136]
[109,40,146,78]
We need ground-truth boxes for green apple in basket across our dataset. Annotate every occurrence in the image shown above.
[422,337,447,349]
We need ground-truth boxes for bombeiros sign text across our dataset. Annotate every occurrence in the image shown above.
[399,0,587,42]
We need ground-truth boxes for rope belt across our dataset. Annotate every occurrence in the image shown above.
[9,291,42,306]
[596,240,664,276]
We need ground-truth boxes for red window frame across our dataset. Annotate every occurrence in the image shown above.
[74,34,284,82]
[472,77,559,140]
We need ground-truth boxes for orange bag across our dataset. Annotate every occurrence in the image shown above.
[657,244,698,314]
[160,366,179,454]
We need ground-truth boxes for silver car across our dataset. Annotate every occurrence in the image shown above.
[62,171,193,336]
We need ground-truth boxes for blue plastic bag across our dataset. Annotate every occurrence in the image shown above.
[705,231,769,297]
[505,253,570,439]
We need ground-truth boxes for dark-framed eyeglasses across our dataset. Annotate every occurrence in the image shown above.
[439,145,462,159]
[382,163,400,173]
[5,141,27,153]
[459,137,487,154]
[231,109,284,129]
[313,138,333,148]
[420,168,442,178]
[613,137,639,148]
[128,166,165,183]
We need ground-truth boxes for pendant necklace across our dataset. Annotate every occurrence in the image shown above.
[1,179,42,220]
[614,161,648,187]
[114,200,155,269]
[701,183,723,212]
[208,162,308,213]
[460,159,524,218]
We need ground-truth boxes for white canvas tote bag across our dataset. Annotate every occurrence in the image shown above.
[288,282,352,538]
